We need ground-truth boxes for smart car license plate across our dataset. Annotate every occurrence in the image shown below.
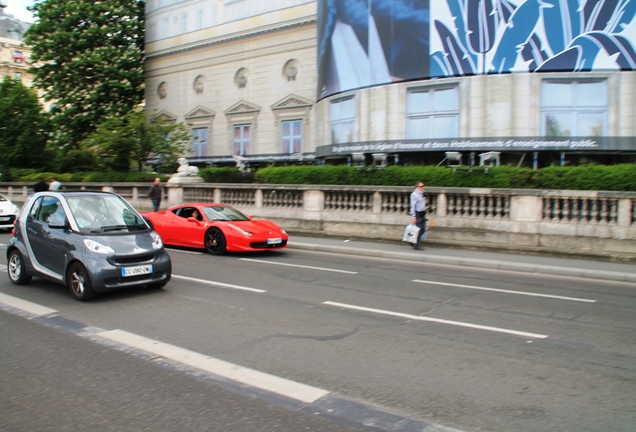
[267,238,282,245]
[0,217,10,221]
[122,264,153,277]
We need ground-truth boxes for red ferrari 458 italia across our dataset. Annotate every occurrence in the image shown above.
[141,204,288,255]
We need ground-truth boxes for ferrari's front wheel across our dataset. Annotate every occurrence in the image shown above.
[205,228,227,255]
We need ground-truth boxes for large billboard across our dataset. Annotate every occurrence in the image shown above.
[318,0,636,99]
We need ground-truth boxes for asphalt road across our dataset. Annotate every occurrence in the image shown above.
[1,232,635,432]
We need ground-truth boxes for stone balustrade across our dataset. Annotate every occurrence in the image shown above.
[1,182,634,259]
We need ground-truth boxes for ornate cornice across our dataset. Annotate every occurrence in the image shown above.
[147,18,316,60]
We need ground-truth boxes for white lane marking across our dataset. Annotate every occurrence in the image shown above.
[240,258,358,274]
[166,248,203,255]
[413,279,596,303]
[323,301,549,339]
[98,329,330,404]
[0,292,58,317]
[172,274,266,293]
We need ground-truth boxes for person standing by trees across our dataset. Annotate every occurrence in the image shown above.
[148,178,163,212]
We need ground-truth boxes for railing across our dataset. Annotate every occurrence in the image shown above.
[446,192,509,219]
[2,182,634,255]
[543,196,618,224]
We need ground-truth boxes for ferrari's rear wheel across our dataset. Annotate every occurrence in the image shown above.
[205,228,227,255]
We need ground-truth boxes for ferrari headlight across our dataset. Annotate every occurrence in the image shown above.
[228,224,252,237]
[84,239,115,255]
[150,231,164,250]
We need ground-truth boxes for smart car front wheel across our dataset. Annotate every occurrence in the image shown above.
[7,250,32,285]
[67,262,96,301]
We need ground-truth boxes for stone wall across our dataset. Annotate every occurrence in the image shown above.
[3,182,634,261]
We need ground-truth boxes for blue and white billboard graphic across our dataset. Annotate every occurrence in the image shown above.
[318,0,636,99]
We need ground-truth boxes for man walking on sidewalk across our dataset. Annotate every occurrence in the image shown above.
[409,181,427,250]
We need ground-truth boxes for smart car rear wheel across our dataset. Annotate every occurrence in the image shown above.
[205,228,227,255]
[7,250,32,285]
[67,262,96,301]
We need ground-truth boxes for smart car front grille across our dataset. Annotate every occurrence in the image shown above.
[249,240,288,249]
[110,254,156,265]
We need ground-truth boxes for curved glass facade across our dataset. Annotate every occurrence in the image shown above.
[317,0,636,99]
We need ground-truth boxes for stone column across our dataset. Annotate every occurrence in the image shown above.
[510,196,542,221]
[303,190,324,220]
[617,198,632,227]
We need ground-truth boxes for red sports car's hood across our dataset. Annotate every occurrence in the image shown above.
[230,219,285,236]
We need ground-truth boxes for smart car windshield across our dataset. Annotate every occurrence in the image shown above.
[66,194,148,234]
[202,206,249,221]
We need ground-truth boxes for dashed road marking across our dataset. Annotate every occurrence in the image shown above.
[323,300,549,339]
[413,279,596,303]
[172,274,266,293]
[97,329,330,404]
[0,292,58,317]
[240,258,358,274]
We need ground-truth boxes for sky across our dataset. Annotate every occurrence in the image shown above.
[4,0,35,23]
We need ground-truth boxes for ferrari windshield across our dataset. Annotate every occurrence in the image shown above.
[66,194,148,234]
[202,205,249,221]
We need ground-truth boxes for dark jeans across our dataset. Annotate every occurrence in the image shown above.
[414,210,427,246]
[152,199,161,212]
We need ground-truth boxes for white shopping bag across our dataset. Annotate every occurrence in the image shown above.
[402,224,419,244]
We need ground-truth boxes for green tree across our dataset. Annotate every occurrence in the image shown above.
[25,0,145,150]
[80,108,189,173]
[0,77,52,173]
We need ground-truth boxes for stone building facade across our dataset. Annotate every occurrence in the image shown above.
[0,3,32,86]
[145,0,636,169]
[145,0,318,168]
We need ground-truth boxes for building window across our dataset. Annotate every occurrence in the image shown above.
[180,13,188,34]
[541,80,607,137]
[159,18,169,39]
[330,96,355,144]
[14,72,22,80]
[191,127,208,157]
[233,124,252,156]
[406,86,459,139]
[195,9,203,30]
[281,120,303,154]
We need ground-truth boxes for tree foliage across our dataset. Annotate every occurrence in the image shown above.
[25,0,145,149]
[0,77,52,173]
[80,108,189,173]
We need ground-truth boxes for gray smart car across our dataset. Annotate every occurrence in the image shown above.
[7,191,171,301]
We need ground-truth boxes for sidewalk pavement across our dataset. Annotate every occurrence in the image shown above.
[288,235,636,283]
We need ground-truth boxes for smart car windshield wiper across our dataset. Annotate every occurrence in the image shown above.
[92,225,146,232]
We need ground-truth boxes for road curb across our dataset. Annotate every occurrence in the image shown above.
[289,242,636,283]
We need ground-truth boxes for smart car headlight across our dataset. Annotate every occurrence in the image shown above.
[228,224,252,237]
[150,231,164,250]
[84,239,115,255]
